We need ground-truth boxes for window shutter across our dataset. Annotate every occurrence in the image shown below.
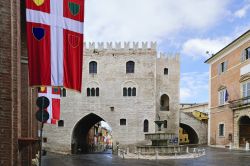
[224,61,228,71]
[218,64,221,75]
[243,83,247,97]
[241,50,246,62]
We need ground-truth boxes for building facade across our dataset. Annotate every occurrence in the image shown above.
[43,42,180,154]
[0,1,40,166]
[205,30,250,148]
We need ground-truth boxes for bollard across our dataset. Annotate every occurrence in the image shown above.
[186,147,189,153]
[229,142,232,150]
[202,148,206,155]
[118,149,120,156]
[127,147,129,154]
[246,142,249,151]
[155,151,158,160]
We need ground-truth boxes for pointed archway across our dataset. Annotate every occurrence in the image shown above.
[71,113,105,154]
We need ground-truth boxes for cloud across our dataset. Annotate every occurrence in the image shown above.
[181,37,232,59]
[234,4,250,18]
[85,0,230,42]
[180,72,209,103]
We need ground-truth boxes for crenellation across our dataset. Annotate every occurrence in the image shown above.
[133,42,139,49]
[89,42,95,49]
[84,41,157,50]
[107,42,113,49]
[98,42,104,50]
[115,42,122,49]
[158,52,180,61]
[124,42,130,49]
[142,42,148,49]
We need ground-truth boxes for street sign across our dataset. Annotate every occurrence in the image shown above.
[174,137,178,143]
[36,96,50,108]
[36,110,49,123]
[36,96,50,123]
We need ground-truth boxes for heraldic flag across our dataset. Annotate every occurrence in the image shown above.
[26,0,84,92]
[38,87,61,124]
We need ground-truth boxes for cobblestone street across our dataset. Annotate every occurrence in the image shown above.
[42,147,250,166]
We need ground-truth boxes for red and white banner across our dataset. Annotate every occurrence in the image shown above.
[26,0,84,92]
[38,87,61,124]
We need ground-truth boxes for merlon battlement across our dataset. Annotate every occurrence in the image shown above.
[84,42,157,50]
[158,52,180,61]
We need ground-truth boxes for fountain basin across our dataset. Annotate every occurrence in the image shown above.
[136,145,186,155]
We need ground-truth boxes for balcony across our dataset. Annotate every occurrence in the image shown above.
[229,96,250,110]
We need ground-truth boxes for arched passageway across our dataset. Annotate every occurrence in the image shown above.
[180,123,199,144]
[71,113,112,154]
[239,116,250,146]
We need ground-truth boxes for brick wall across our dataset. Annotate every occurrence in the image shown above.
[209,33,250,146]
[0,0,21,165]
[0,1,39,165]
[210,41,250,108]
[210,106,233,145]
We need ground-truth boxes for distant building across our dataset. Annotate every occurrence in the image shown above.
[179,103,208,144]
[179,127,189,144]
[86,122,112,153]
[205,30,250,148]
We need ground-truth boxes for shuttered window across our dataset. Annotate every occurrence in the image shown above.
[241,47,250,62]
[218,61,228,75]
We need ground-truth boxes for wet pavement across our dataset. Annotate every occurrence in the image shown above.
[42,147,250,166]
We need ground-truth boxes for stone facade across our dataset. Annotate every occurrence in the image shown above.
[205,30,250,148]
[43,42,180,154]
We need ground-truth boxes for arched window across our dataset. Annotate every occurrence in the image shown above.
[144,120,149,132]
[123,88,127,96]
[96,88,99,96]
[87,88,90,96]
[126,61,135,73]
[132,87,136,96]
[89,61,97,74]
[128,88,132,96]
[160,94,170,111]
[91,88,95,96]
[87,87,100,97]
[163,120,167,128]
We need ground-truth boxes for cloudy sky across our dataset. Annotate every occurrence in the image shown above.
[84,0,250,103]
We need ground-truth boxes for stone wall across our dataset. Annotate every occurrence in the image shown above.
[156,53,180,135]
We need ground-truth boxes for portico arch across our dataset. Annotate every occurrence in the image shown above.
[238,115,250,147]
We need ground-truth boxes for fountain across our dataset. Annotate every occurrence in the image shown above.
[136,115,186,155]
[154,120,164,131]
